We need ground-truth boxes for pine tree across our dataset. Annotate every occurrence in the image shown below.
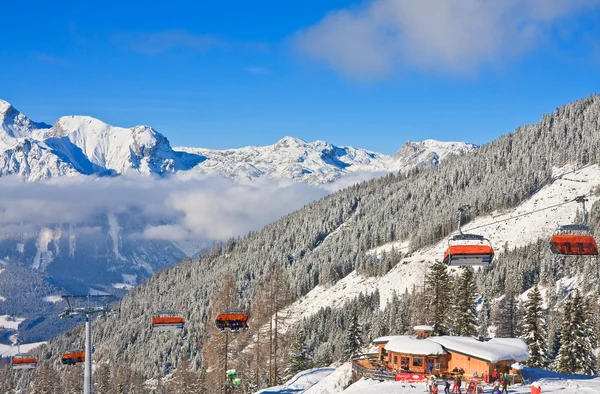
[30,361,59,394]
[492,291,520,338]
[94,363,112,394]
[285,329,313,379]
[477,296,491,338]
[451,267,478,336]
[424,259,452,335]
[581,297,598,375]
[569,291,588,374]
[554,293,575,374]
[521,284,549,368]
[343,308,363,360]
[166,358,204,394]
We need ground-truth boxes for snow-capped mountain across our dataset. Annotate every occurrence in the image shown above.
[0,100,204,181]
[176,137,476,185]
[0,100,475,184]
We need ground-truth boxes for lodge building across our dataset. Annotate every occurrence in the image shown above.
[373,326,528,377]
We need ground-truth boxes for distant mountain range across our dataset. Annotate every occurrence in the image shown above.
[0,99,476,183]
[0,99,476,342]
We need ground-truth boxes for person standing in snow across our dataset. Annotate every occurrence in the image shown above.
[501,373,509,394]
[444,380,451,394]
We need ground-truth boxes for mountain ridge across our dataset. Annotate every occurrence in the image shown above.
[0,99,476,183]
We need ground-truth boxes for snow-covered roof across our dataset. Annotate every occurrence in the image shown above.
[384,336,446,356]
[413,325,434,331]
[373,335,404,344]
[428,336,529,363]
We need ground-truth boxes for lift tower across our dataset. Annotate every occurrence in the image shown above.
[59,295,117,394]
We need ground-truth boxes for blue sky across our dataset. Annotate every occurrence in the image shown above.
[2,0,600,154]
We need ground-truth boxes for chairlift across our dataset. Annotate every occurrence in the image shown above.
[549,196,598,256]
[11,342,37,370]
[152,310,185,332]
[215,308,249,332]
[443,206,494,266]
[61,350,85,365]
[151,292,185,332]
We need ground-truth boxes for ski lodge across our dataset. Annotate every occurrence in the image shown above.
[371,326,528,377]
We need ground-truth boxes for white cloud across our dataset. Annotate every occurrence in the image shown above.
[294,0,600,78]
[0,174,328,244]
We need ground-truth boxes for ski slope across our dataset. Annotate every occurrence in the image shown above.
[282,164,600,325]
[255,368,336,393]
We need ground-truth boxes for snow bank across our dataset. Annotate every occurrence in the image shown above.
[304,363,352,394]
[255,367,336,393]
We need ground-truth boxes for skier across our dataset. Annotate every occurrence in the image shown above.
[501,373,509,394]
[444,380,451,394]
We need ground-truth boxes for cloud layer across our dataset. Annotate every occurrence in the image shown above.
[294,0,600,78]
[0,174,328,246]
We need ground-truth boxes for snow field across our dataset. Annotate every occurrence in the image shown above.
[43,295,63,303]
[0,315,25,330]
[0,341,45,357]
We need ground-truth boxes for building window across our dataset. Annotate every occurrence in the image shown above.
[413,357,423,367]
[435,363,441,370]
[394,356,398,365]
[401,357,409,369]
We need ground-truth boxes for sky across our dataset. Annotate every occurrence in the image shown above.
[2,0,600,154]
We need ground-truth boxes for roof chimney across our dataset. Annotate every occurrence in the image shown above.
[414,325,434,339]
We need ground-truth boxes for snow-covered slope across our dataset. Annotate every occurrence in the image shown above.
[281,164,600,329]
[176,137,476,185]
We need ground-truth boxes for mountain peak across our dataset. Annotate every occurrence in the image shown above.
[0,99,14,116]
[275,136,307,147]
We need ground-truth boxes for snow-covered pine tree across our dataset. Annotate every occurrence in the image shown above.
[29,361,59,394]
[451,267,478,336]
[285,329,313,379]
[492,291,520,338]
[94,363,112,394]
[166,358,204,394]
[424,259,452,335]
[554,293,575,373]
[343,308,363,360]
[62,366,83,394]
[477,296,491,338]
[569,291,589,374]
[0,363,14,394]
[582,297,598,375]
[521,284,549,368]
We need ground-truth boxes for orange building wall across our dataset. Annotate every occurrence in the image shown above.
[447,351,517,377]
[377,343,519,377]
